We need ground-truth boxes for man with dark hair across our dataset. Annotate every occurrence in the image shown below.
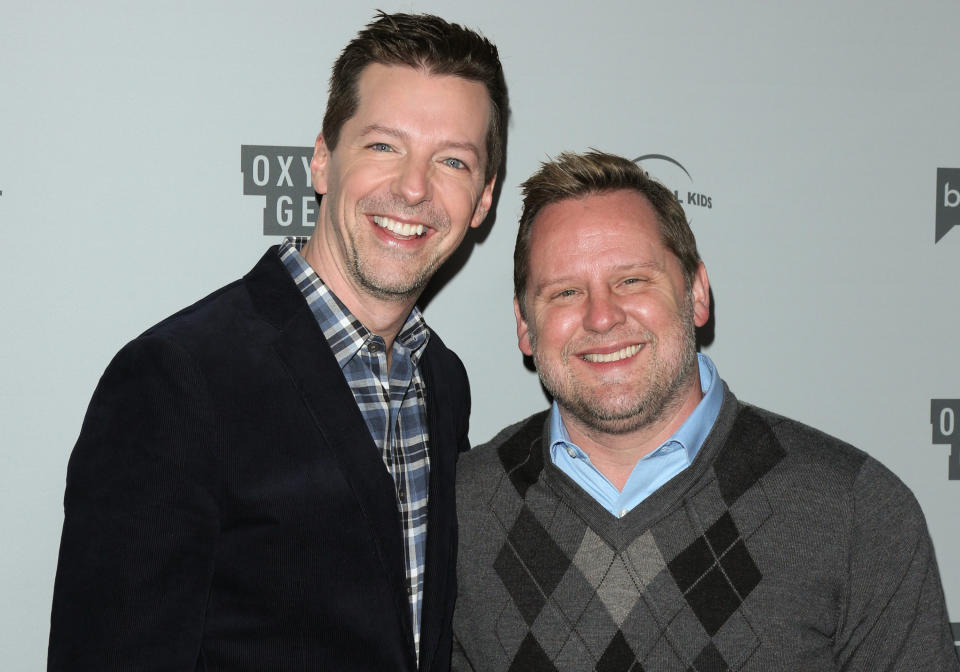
[453,151,958,670]
[49,12,507,672]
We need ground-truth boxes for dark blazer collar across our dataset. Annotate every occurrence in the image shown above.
[243,247,459,670]
[245,247,415,661]
[417,348,459,670]
[243,245,307,331]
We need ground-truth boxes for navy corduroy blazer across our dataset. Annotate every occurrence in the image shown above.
[49,247,470,671]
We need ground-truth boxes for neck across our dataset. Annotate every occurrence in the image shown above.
[561,377,703,491]
[298,233,416,355]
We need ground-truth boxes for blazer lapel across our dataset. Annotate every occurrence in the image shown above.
[244,249,415,656]
[417,346,458,670]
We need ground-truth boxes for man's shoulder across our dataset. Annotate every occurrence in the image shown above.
[422,328,466,375]
[455,411,548,528]
[728,401,917,507]
[132,247,286,351]
[458,410,548,483]
[84,249,291,389]
[735,403,868,472]
[141,279,245,338]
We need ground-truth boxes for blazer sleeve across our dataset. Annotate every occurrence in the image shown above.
[48,335,220,672]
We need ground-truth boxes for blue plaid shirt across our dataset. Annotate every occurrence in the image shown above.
[279,237,431,659]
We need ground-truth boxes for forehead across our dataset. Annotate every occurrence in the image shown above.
[528,189,669,263]
[349,63,491,146]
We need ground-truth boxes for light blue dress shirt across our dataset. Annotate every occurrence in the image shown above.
[549,353,723,518]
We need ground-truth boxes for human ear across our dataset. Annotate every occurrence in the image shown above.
[469,174,497,229]
[691,262,711,328]
[514,297,534,357]
[310,133,330,195]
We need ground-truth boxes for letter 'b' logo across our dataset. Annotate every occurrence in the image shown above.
[935,168,960,243]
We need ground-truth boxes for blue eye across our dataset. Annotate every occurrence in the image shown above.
[443,158,466,169]
[369,143,393,152]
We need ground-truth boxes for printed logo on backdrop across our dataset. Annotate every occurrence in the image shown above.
[930,399,960,480]
[935,168,960,243]
[633,154,713,217]
[241,145,316,236]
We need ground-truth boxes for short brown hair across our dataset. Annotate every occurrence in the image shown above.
[514,150,701,317]
[322,11,508,182]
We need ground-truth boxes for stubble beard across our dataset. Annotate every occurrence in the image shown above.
[349,245,431,302]
[345,195,452,302]
[533,296,700,436]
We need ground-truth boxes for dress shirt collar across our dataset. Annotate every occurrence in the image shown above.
[550,353,720,461]
[277,237,429,370]
[548,353,724,515]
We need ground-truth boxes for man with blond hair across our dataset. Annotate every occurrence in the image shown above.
[453,151,957,671]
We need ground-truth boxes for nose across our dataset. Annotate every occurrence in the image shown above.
[583,289,626,333]
[392,155,431,205]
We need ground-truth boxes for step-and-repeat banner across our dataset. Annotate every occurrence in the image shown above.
[2,2,958,667]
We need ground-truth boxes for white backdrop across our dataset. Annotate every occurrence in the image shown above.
[2,1,958,668]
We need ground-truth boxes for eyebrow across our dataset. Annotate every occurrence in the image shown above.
[531,262,663,295]
[359,124,481,159]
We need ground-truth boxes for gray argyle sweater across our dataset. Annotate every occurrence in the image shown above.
[452,385,958,671]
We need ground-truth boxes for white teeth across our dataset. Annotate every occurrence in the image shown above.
[373,215,425,238]
[582,344,641,363]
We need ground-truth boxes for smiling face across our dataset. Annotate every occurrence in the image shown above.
[516,189,710,437]
[307,63,495,306]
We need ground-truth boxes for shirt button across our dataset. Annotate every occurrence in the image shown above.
[398,487,406,501]
[566,446,576,458]
[619,509,628,518]
[368,342,380,352]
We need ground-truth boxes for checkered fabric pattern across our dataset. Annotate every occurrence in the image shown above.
[279,237,431,658]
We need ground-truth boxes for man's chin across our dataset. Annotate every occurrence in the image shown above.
[555,381,691,436]
[359,279,423,302]
[555,397,653,436]
[572,410,653,436]
[353,266,430,302]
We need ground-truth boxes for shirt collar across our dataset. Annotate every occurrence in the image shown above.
[278,236,430,369]
[549,352,723,464]
[670,353,722,462]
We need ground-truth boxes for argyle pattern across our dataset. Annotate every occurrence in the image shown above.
[456,398,960,671]
[486,409,784,671]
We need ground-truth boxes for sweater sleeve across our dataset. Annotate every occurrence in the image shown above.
[48,336,220,671]
[834,457,958,671]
